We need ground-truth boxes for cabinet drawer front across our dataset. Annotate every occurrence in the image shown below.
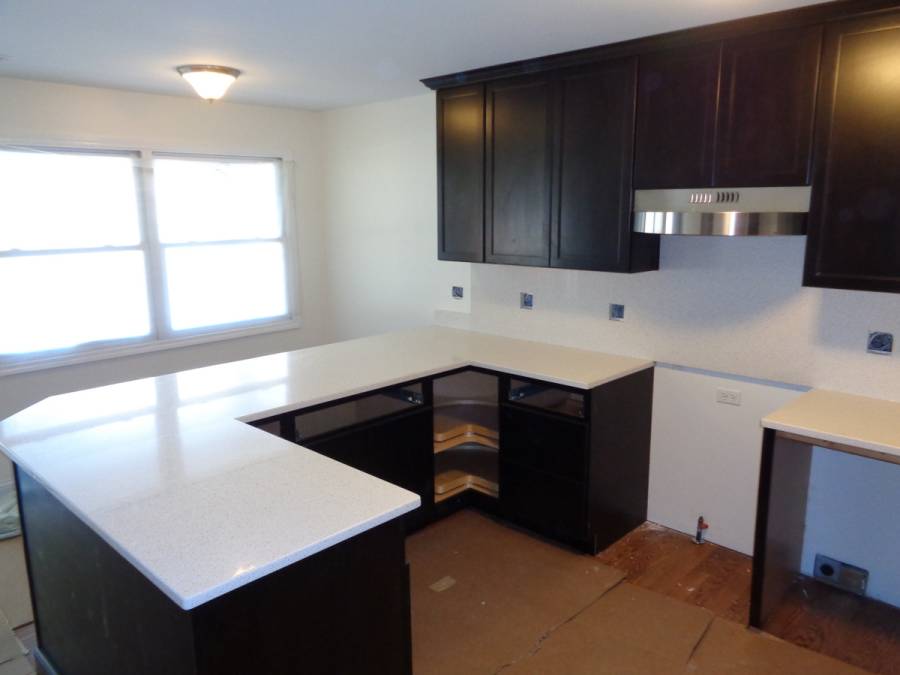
[499,461,587,544]
[500,406,587,481]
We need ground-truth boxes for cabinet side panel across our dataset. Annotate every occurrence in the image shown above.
[192,519,411,675]
[15,467,197,675]
[589,368,654,552]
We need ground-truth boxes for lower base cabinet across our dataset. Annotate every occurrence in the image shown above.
[500,460,588,547]
[499,368,654,554]
[304,409,434,530]
[254,366,653,552]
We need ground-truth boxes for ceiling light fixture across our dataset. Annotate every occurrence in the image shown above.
[177,65,241,101]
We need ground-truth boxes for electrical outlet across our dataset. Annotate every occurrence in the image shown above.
[451,286,464,300]
[814,553,868,595]
[716,388,742,406]
[520,292,534,310]
[609,304,625,321]
[868,331,893,355]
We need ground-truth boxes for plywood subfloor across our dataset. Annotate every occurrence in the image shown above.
[596,521,752,624]
[598,522,900,675]
[764,577,900,675]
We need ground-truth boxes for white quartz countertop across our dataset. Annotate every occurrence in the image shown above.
[763,389,900,464]
[0,326,652,610]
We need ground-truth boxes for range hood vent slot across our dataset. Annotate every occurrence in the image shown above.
[634,186,810,236]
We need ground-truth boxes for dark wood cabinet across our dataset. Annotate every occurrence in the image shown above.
[634,26,820,189]
[716,26,821,187]
[634,42,721,189]
[804,12,900,293]
[304,409,434,529]
[437,85,485,262]
[499,369,653,553]
[485,76,554,266]
[552,59,658,272]
[254,366,653,553]
[435,65,659,272]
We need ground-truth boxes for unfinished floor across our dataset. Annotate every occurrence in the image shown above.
[598,522,900,675]
[408,511,874,674]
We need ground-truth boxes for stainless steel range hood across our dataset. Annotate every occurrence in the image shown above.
[633,186,811,236]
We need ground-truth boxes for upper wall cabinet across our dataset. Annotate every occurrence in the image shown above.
[634,25,822,189]
[437,85,485,262]
[485,76,554,266]
[634,42,720,190]
[716,26,821,187]
[553,59,658,272]
[804,12,900,293]
[436,67,659,272]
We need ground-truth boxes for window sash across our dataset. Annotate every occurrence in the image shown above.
[0,146,298,375]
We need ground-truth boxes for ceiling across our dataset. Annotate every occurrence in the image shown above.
[0,0,822,110]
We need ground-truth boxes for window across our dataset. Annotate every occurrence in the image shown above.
[0,146,296,373]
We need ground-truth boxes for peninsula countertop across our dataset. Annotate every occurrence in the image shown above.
[0,326,654,610]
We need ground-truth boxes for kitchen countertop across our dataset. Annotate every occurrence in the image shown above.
[762,389,900,464]
[0,326,653,610]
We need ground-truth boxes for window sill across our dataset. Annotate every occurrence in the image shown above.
[0,318,302,378]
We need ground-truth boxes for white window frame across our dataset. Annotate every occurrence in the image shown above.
[0,142,301,376]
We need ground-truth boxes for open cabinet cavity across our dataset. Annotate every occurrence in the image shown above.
[433,371,499,503]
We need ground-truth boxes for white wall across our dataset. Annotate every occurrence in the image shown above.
[648,365,805,555]
[802,448,900,607]
[322,94,470,340]
[0,77,333,480]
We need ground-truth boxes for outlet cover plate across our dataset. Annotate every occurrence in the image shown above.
[716,388,742,406]
[814,553,868,595]
[609,304,625,321]
[868,331,893,355]
[520,292,534,310]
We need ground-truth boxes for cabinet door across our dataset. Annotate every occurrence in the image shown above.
[634,42,720,189]
[499,460,588,546]
[485,76,553,266]
[437,85,485,262]
[804,13,900,293]
[552,59,652,271]
[715,26,821,187]
[500,405,587,481]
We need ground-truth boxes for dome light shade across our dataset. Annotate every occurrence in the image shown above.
[177,65,241,101]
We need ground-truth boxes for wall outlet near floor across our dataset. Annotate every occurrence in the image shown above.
[520,292,534,310]
[609,303,625,321]
[715,388,742,406]
[814,553,868,596]
[867,331,893,355]
[451,286,464,300]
